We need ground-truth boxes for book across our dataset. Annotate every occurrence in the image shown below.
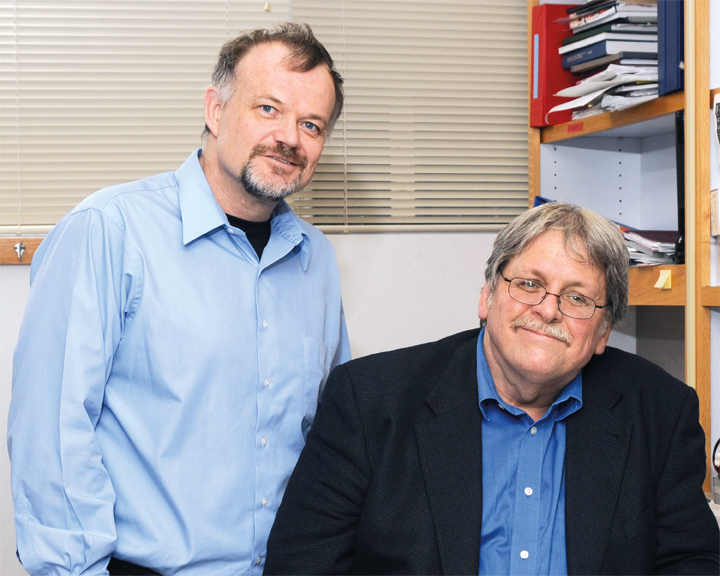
[558,31,657,54]
[567,0,620,17]
[566,0,656,17]
[562,40,657,69]
[571,7,658,34]
[569,52,657,73]
[561,22,657,46]
[530,3,578,126]
[711,189,719,238]
[657,0,683,95]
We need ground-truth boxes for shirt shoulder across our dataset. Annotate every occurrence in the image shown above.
[70,169,179,229]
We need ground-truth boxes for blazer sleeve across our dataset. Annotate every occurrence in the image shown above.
[265,363,370,575]
[654,386,720,575]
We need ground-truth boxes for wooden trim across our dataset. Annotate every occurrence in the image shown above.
[528,127,541,207]
[540,91,685,143]
[527,0,540,208]
[700,286,720,307]
[711,86,720,108]
[0,237,42,265]
[687,0,712,491]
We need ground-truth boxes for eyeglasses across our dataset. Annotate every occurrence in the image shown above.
[501,275,608,320]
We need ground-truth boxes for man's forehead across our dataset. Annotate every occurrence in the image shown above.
[506,231,604,283]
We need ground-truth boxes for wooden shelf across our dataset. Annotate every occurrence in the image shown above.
[0,237,42,265]
[627,264,686,306]
[541,91,685,144]
[701,286,720,307]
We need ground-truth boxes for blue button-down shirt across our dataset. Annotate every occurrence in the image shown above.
[8,149,351,576]
[477,329,582,576]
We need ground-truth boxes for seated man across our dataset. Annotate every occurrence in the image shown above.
[264,202,720,575]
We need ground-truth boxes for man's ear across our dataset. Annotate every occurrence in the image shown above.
[478,283,491,322]
[204,86,223,138]
[594,321,613,355]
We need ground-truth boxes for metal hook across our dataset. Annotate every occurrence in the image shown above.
[14,241,26,261]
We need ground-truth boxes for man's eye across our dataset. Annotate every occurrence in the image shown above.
[517,279,540,291]
[302,121,319,132]
[564,293,590,306]
[261,105,275,114]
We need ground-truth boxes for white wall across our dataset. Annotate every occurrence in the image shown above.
[0,266,30,576]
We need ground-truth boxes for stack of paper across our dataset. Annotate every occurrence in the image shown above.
[547,64,658,121]
[620,227,677,266]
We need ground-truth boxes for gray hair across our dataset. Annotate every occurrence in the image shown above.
[484,202,629,329]
[202,22,344,138]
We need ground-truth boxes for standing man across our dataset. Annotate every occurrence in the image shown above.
[265,203,719,575]
[8,22,350,576]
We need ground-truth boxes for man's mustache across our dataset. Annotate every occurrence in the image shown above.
[510,316,573,347]
[250,143,307,170]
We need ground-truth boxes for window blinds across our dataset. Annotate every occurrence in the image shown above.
[0,0,527,235]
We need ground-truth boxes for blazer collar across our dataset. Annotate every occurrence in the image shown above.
[565,351,632,576]
[416,332,483,575]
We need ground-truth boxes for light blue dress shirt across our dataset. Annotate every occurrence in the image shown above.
[8,149,351,576]
[477,329,582,576]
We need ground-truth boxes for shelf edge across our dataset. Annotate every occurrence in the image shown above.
[541,91,685,143]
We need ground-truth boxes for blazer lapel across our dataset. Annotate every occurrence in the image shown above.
[415,336,483,575]
[565,370,632,576]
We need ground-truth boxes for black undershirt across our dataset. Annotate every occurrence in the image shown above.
[226,214,272,259]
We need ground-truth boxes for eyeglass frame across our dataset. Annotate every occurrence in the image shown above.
[500,274,608,320]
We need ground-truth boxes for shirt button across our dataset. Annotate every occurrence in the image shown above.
[256,556,262,565]
[261,438,267,447]
[263,320,268,329]
[520,550,529,559]
[524,487,533,496]
[530,426,537,435]
[264,379,270,388]
[262,497,268,506]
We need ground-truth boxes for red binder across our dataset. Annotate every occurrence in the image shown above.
[530,3,579,127]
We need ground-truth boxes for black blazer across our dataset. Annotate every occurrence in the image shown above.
[265,329,719,575]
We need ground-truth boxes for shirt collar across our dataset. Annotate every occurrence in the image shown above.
[177,149,226,246]
[268,200,312,271]
[176,149,312,270]
[476,327,582,422]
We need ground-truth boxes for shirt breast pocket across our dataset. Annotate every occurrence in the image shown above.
[302,337,334,437]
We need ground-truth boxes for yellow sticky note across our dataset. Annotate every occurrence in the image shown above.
[654,269,672,290]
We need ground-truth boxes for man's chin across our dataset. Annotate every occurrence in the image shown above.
[243,176,301,201]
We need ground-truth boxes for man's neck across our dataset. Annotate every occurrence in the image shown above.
[482,335,570,422]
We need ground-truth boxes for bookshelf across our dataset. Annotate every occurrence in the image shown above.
[527,0,713,488]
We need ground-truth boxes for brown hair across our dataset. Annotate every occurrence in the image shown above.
[203,22,344,137]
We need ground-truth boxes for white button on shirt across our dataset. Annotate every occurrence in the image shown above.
[524,487,533,496]
[263,320,268,329]
[261,438,267,447]
[520,550,529,559]
[530,426,538,435]
[262,498,268,507]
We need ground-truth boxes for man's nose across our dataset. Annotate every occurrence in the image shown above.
[534,291,564,322]
[273,117,300,148]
